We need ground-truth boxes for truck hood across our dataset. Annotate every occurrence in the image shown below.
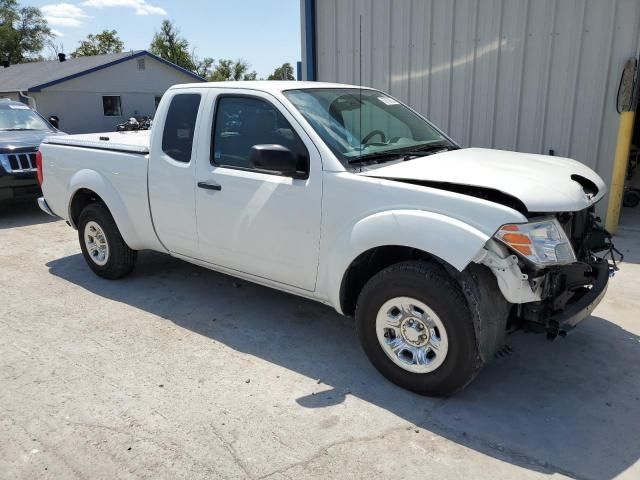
[0,130,65,152]
[360,147,606,213]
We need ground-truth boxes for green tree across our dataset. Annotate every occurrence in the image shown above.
[192,55,214,78]
[149,20,195,72]
[267,62,294,81]
[0,0,51,64]
[71,30,124,57]
[209,59,257,81]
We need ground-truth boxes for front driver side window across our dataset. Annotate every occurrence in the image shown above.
[211,96,308,173]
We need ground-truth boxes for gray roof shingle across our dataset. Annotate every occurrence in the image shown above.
[0,50,202,93]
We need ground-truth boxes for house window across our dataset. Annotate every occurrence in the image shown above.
[102,96,122,116]
[137,58,145,70]
[154,95,162,112]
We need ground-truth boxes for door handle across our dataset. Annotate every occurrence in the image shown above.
[197,181,222,191]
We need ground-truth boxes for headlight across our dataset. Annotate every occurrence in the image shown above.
[494,218,576,266]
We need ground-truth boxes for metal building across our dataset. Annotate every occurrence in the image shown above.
[300,0,640,219]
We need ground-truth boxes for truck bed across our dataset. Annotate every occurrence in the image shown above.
[38,129,162,252]
[43,130,151,154]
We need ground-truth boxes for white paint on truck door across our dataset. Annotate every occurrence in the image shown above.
[148,90,205,257]
[194,89,323,291]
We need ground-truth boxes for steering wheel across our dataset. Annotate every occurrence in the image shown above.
[361,129,387,144]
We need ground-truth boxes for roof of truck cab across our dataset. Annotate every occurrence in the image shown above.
[169,81,375,93]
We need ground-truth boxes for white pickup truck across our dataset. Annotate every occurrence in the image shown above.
[37,81,616,396]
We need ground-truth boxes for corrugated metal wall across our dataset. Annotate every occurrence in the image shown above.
[309,0,640,192]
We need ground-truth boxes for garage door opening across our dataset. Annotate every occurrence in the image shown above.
[619,111,640,230]
[608,58,639,233]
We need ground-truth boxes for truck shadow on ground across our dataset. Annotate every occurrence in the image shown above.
[47,251,640,480]
[0,200,58,229]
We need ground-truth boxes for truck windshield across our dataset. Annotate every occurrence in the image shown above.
[283,88,455,168]
[0,105,53,131]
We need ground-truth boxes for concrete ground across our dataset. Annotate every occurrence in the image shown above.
[0,201,639,480]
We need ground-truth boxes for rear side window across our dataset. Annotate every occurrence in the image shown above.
[162,93,201,163]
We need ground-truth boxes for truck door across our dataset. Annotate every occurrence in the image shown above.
[194,90,322,292]
[148,90,206,257]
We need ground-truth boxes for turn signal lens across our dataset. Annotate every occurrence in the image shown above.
[511,244,533,256]
[495,218,577,266]
[500,232,531,245]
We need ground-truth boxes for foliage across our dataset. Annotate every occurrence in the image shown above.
[209,59,257,82]
[0,0,51,64]
[149,20,195,72]
[192,55,214,79]
[46,39,63,60]
[71,30,124,57]
[267,62,295,81]
[149,20,260,81]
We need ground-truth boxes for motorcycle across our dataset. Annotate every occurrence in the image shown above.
[116,116,153,132]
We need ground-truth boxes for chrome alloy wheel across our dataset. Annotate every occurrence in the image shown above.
[84,221,109,266]
[375,297,449,373]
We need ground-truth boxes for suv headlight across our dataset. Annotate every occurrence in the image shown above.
[494,218,576,266]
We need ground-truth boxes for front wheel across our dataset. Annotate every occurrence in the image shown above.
[78,203,137,279]
[355,260,482,396]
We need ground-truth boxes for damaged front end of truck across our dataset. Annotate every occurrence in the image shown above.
[513,209,620,339]
[477,207,620,340]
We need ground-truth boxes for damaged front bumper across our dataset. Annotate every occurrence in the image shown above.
[535,259,611,338]
[479,249,614,339]
[478,207,618,339]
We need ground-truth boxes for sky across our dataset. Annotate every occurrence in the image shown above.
[30,0,302,78]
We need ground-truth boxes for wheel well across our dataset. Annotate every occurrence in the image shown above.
[70,188,105,227]
[339,246,445,317]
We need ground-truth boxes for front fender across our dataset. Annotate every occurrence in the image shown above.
[67,169,142,249]
[322,210,491,313]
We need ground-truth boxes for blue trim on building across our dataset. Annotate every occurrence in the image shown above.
[304,0,317,81]
[29,51,205,92]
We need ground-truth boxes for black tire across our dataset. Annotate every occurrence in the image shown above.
[355,260,481,396]
[78,203,137,279]
[623,190,640,208]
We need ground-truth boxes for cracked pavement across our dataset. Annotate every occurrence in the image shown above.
[1,202,639,480]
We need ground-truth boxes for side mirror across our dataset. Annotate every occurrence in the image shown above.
[48,115,59,129]
[249,144,307,178]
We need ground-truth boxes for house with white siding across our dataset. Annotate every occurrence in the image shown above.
[0,50,204,133]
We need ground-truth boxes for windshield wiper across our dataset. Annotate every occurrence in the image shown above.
[400,143,459,159]
[347,143,458,165]
[347,150,405,165]
[0,128,37,131]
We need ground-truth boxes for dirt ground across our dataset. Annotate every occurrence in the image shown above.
[1,201,639,480]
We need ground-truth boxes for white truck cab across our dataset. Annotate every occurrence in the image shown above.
[37,81,616,396]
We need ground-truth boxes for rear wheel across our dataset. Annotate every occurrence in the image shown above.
[78,203,137,279]
[355,260,482,396]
